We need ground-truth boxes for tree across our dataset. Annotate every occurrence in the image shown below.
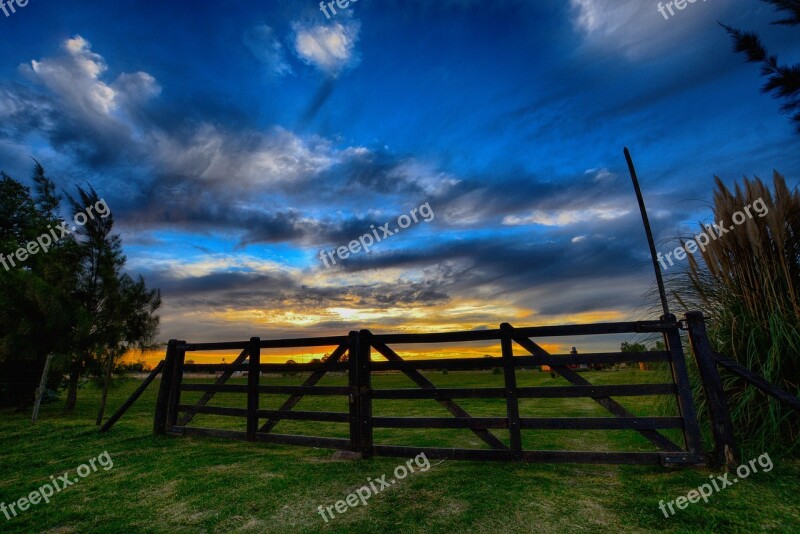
[722,0,800,132]
[0,163,161,420]
[0,165,81,410]
[64,185,160,422]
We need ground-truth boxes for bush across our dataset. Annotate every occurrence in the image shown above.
[671,171,800,457]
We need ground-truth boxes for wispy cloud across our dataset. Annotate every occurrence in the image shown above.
[244,24,293,77]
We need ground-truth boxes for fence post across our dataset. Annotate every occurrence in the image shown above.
[166,340,186,431]
[154,339,177,435]
[347,330,373,457]
[348,331,361,454]
[358,329,373,458]
[685,312,738,469]
[662,315,705,459]
[500,323,522,460]
[247,337,261,441]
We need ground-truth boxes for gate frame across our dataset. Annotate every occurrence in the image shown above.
[152,315,720,466]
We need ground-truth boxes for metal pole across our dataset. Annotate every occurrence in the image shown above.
[624,147,670,318]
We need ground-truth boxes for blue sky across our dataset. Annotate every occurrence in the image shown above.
[1,0,798,355]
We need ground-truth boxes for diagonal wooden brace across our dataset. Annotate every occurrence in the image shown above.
[372,341,509,451]
[511,335,682,453]
[177,348,249,426]
[258,344,348,433]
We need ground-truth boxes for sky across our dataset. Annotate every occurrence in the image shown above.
[1,0,798,363]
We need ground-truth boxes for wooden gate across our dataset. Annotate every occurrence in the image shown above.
[153,315,707,465]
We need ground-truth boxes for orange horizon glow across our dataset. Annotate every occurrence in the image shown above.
[124,342,566,368]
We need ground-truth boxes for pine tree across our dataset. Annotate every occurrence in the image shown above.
[722,0,800,133]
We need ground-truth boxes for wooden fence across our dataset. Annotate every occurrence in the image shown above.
[148,314,720,466]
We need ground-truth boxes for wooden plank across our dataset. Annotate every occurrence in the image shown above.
[166,340,187,428]
[172,426,247,440]
[101,360,165,433]
[371,321,673,345]
[372,446,701,465]
[685,312,739,468]
[500,324,522,458]
[254,432,351,449]
[182,384,249,393]
[176,405,248,417]
[256,410,350,423]
[372,384,675,400]
[518,417,684,430]
[260,385,349,395]
[182,363,248,372]
[372,417,508,429]
[357,330,373,456]
[181,384,349,395]
[368,351,670,372]
[182,341,249,352]
[247,337,261,441]
[372,341,508,451]
[520,450,702,465]
[171,429,702,466]
[153,340,177,435]
[258,344,348,433]
[517,384,677,398]
[663,321,704,455]
[260,361,349,373]
[183,336,347,351]
[372,387,506,399]
[259,336,349,349]
[711,352,800,414]
[512,334,683,452]
[373,445,513,461]
[349,331,362,454]
[177,348,249,426]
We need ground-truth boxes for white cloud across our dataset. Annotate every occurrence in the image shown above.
[244,25,293,77]
[568,0,728,60]
[585,167,614,182]
[23,35,160,119]
[502,207,630,227]
[293,21,360,75]
[152,125,342,188]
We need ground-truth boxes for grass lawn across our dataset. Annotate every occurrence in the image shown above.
[1,369,798,533]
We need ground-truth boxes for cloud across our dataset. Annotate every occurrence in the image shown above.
[585,167,614,182]
[23,35,159,119]
[568,0,733,60]
[293,21,360,75]
[244,24,293,77]
[502,207,631,227]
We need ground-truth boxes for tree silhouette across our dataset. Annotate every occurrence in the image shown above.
[722,0,800,133]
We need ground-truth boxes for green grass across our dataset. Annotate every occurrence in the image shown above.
[1,370,798,533]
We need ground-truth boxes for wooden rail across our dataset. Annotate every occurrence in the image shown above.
[96,312,798,469]
[148,317,715,466]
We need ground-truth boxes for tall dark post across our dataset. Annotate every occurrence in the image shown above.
[154,340,177,435]
[166,340,187,431]
[247,337,261,441]
[624,147,670,318]
[685,312,738,469]
[500,323,522,459]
